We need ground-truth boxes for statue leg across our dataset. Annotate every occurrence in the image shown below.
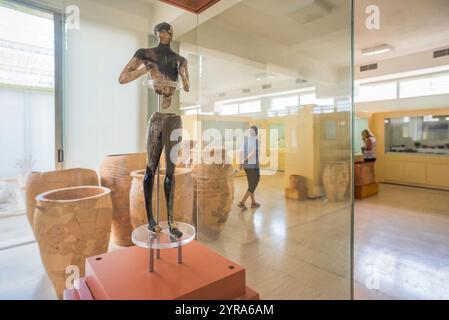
[144,166,160,232]
[163,116,183,238]
[144,114,163,232]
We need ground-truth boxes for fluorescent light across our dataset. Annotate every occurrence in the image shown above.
[362,44,394,56]
[180,105,200,111]
[215,87,315,105]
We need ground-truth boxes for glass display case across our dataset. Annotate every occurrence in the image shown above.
[385,115,449,155]
[0,0,354,301]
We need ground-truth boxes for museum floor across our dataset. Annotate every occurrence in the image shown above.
[0,174,448,300]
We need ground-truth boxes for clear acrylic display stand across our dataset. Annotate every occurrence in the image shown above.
[131,77,195,272]
[132,222,196,272]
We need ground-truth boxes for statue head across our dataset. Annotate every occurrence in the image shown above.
[154,22,173,45]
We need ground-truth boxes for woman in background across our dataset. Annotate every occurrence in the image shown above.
[362,129,377,162]
[238,126,261,211]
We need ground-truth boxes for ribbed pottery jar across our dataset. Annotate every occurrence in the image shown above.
[99,153,146,246]
[25,168,99,229]
[129,168,194,229]
[191,148,234,240]
[322,161,350,202]
[33,186,112,299]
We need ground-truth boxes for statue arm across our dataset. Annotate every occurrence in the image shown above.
[119,49,151,84]
[179,58,190,92]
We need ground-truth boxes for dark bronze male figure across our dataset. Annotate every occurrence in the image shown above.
[119,22,189,238]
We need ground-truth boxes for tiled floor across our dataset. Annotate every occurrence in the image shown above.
[0,174,448,300]
[354,183,449,300]
[201,173,352,300]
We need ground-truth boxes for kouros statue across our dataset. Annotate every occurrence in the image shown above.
[119,22,189,238]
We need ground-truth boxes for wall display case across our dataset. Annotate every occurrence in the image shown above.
[385,115,449,155]
[372,110,449,190]
[1,0,354,300]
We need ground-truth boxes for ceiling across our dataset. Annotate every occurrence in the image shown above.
[159,0,220,14]
[177,0,352,96]
[133,0,449,110]
[355,0,449,65]
[138,0,449,69]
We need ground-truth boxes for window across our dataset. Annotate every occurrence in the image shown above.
[430,74,449,95]
[184,109,198,115]
[336,100,351,112]
[271,95,298,111]
[216,100,261,115]
[216,103,239,115]
[300,93,316,105]
[355,81,397,102]
[0,6,54,88]
[399,78,431,98]
[239,100,261,114]
[399,72,449,98]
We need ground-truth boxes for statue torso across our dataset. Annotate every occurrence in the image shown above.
[135,44,185,82]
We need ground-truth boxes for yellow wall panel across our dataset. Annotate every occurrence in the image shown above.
[426,164,449,188]
[403,162,426,184]
[385,161,404,181]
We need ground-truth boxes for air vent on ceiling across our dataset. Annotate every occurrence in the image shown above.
[296,79,307,84]
[360,63,378,72]
[262,84,272,90]
[218,92,226,98]
[242,88,251,94]
[433,48,449,58]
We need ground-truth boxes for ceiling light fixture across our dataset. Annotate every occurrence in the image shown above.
[362,44,394,56]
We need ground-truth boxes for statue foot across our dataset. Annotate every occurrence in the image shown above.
[147,222,162,234]
[169,224,183,239]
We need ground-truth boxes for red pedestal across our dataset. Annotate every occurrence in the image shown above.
[64,240,259,300]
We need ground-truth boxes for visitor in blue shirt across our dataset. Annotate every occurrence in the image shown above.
[238,126,261,211]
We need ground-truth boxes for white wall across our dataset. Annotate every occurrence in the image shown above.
[58,0,154,170]
[356,48,449,81]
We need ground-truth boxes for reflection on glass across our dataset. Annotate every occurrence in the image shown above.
[176,0,353,299]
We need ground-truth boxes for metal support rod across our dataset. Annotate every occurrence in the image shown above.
[156,94,161,259]
[149,247,154,272]
[177,245,182,264]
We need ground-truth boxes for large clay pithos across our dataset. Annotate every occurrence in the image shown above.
[33,186,113,299]
[25,168,99,228]
[322,161,350,202]
[192,148,234,239]
[129,168,194,229]
[99,153,146,246]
